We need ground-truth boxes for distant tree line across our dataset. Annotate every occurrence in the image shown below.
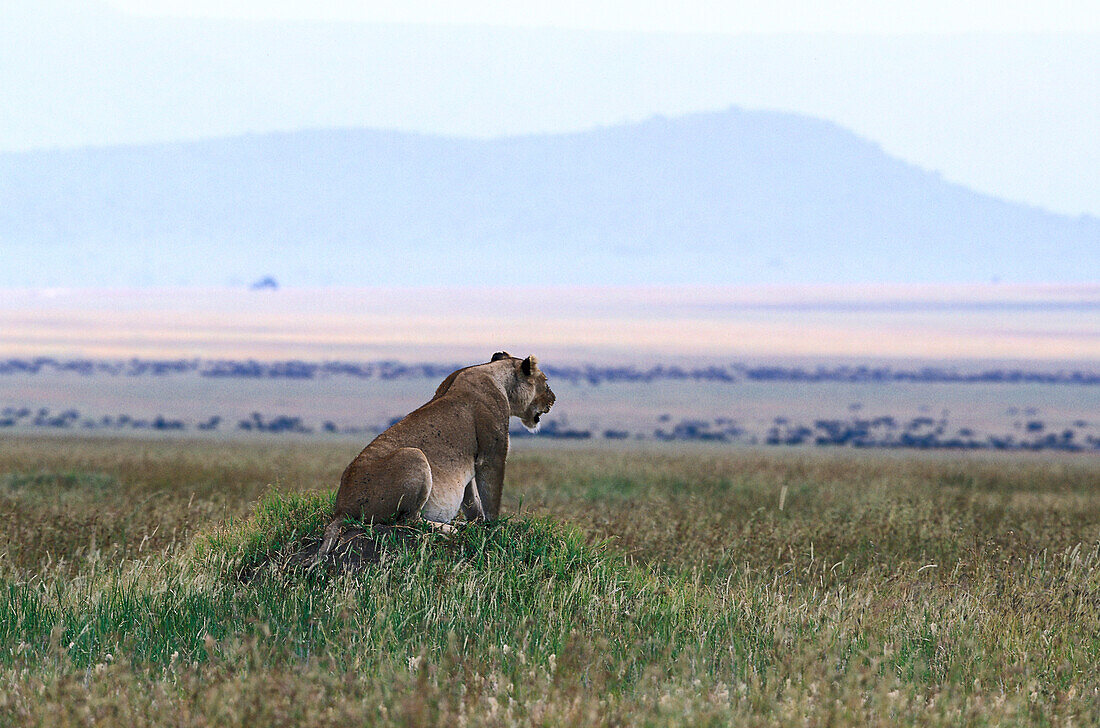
[3,406,1096,452]
[2,357,1099,386]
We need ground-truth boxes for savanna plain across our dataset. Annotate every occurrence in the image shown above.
[1,435,1099,726]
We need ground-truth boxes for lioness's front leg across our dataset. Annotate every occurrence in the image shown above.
[474,447,507,520]
[461,477,486,522]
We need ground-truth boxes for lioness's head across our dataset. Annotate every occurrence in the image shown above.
[496,353,555,430]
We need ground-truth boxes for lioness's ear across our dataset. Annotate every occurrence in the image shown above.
[521,355,538,376]
[491,351,511,362]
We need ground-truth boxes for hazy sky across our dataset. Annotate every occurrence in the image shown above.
[106,0,1100,33]
[2,1,1098,217]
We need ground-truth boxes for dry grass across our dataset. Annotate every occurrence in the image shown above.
[1,435,1099,726]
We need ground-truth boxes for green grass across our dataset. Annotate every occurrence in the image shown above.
[1,436,1099,725]
[195,488,336,573]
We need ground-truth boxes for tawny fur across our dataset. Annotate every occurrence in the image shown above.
[314,353,554,564]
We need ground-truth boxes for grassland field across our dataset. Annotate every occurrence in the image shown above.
[1,435,1099,726]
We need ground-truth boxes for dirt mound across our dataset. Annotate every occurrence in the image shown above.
[247,524,434,578]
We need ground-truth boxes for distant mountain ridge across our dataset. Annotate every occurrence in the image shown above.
[1,108,1096,287]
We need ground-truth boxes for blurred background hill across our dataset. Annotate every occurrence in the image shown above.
[2,108,1097,287]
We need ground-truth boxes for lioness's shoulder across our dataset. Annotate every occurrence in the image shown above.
[432,352,514,401]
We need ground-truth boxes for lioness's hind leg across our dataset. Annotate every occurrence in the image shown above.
[388,447,433,523]
[336,447,433,526]
[315,448,432,567]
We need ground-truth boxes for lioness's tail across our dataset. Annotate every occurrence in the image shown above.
[313,517,343,567]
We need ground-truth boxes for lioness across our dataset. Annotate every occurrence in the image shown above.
[315,352,555,562]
